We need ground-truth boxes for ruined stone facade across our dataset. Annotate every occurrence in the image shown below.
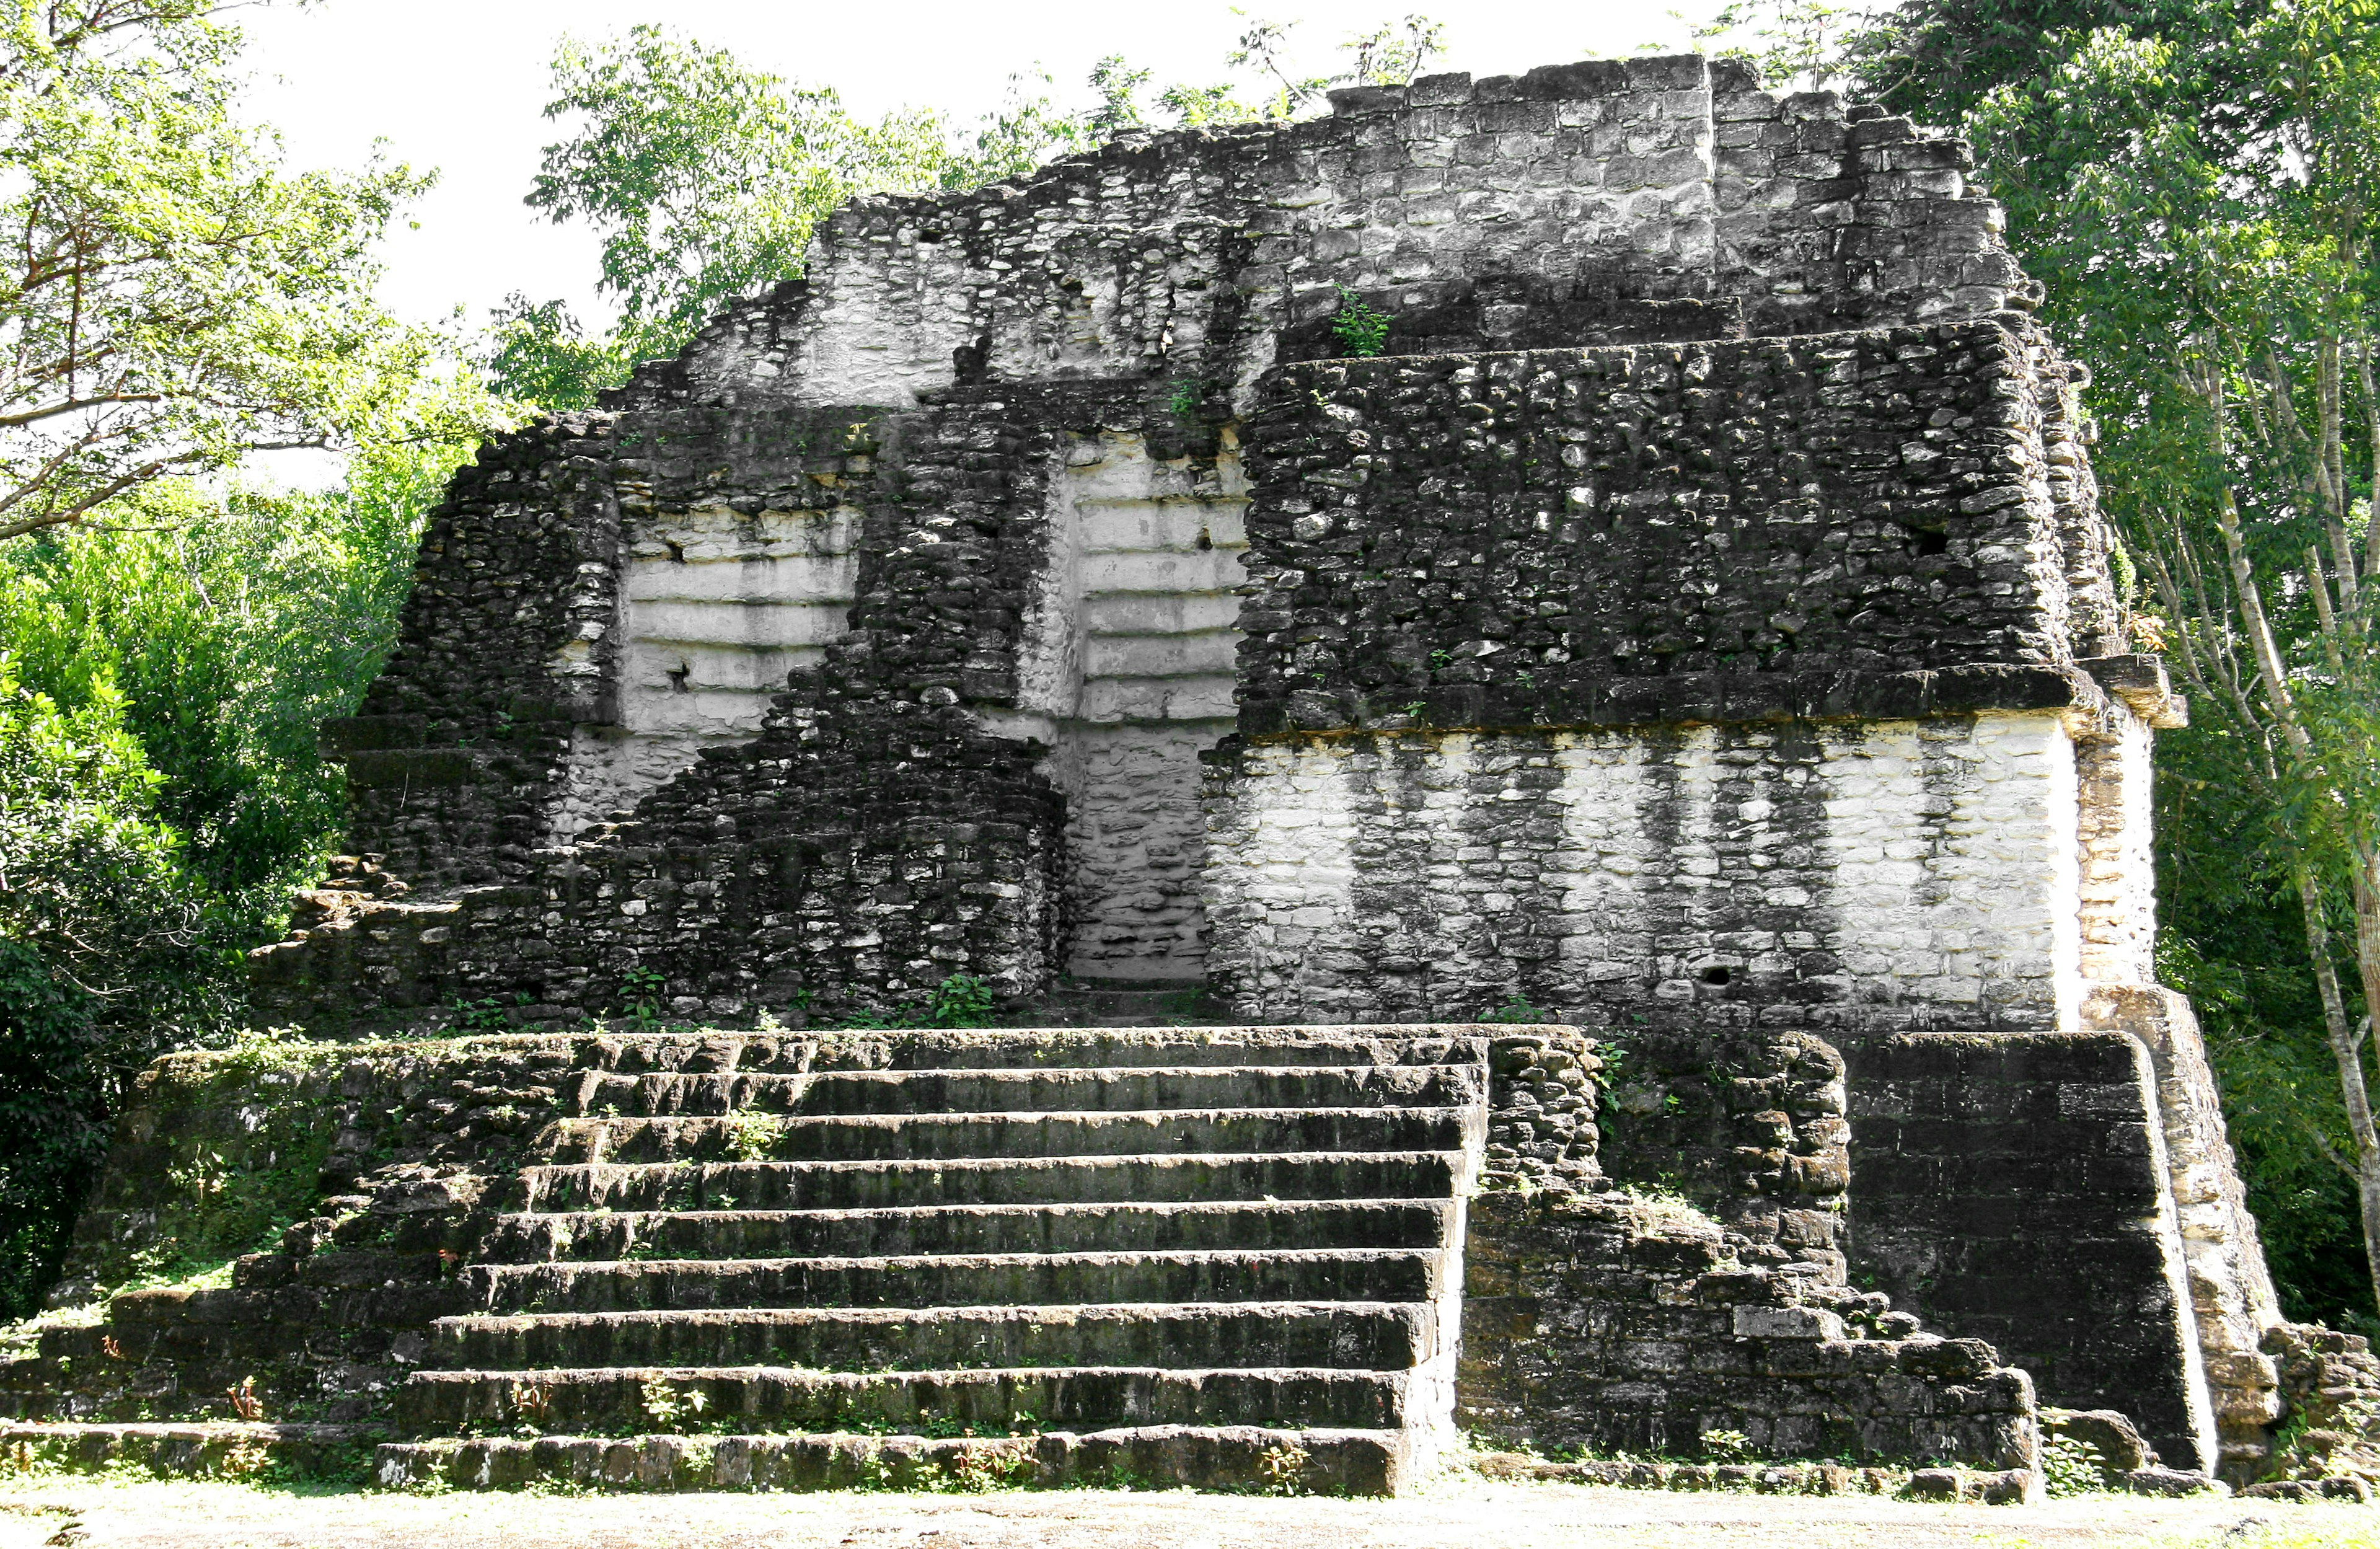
[216,54,2301,1481]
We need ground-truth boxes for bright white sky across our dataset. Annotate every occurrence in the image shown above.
[234,0,1693,336]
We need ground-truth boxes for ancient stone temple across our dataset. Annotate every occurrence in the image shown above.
[13,53,2368,1498]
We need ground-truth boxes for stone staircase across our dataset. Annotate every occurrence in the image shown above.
[374,1029,1486,1492]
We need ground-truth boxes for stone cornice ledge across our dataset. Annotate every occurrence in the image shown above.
[1236,662,2112,737]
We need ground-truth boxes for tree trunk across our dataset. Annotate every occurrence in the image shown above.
[2299,866,2380,1312]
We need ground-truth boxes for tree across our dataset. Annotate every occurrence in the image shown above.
[482,294,633,414]
[1677,0,1872,90]
[0,1,474,542]
[524,25,951,371]
[1853,0,2380,1320]
[1339,15,1446,87]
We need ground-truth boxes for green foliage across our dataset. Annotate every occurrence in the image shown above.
[1339,15,1446,87]
[1481,994,1548,1025]
[1329,286,1393,357]
[2040,1431,2112,1496]
[827,973,998,1030]
[0,434,473,1317]
[937,68,1101,192]
[925,973,996,1028]
[718,1112,786,1163]
[0,939,107,1320]
[0,2,491,542]
[7,1036,343,1322]
[0,442,467,898]
[637,1376,703,1426]
[1672,1,1874,91]
[618,966,666,1031]
[0,650,226,1028]
[482,294,634,412]
[527,25,951,366]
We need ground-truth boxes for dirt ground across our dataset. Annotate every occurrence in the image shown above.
[0,1476,2374,1549]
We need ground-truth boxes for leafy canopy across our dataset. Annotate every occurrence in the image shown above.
[0,1,482,541]
[526,25,950,365]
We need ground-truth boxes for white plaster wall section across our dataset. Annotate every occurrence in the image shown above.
[1548,735,1656,1019]
[997,443,1087,739]
[1333,736,1439,1017]
[1817,713,2079,1032]
[774,229,979,407]
[1401,733,1490,1014]
[1628,726,1727,1008]
[2075,707,2158,984]
[548,503,862,840]
[1675,726,1824,1007]
[1207,739,1363,1020]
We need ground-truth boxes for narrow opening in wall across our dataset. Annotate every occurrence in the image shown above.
[666,663,690,694]
[663,539,685,563]
[1908,527,1950,557]
[1700,966,1732,986]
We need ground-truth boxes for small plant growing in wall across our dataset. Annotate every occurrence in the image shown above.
[452,995,511,1033]
[1699,1428,1755,1462]
[640,1377,705,1427]
[1329,285,1392,358]
[509,1380,556,1437]
[2040,1432,2110,1497]
[927,973,996,1028]
[1482,994,1547,1024]
[720,1111,788,1163]
[226,1375,265,1421]
[620,966,666,1031]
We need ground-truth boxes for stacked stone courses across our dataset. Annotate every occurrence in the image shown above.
[30,49,2348,1495]
[1229,323,2112,740]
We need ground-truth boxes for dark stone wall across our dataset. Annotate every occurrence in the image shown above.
[675,55,2035,415]
[324,414,623,889]
[1459,1189,2037,1470]
[254,385,1223,1031]
[1843,1032,2209,1470]
[1230,324,2118,740]
[1597,1030,1853,1276]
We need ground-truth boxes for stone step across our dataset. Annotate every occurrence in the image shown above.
[580,1028,1479,1075]
[517,1150,1466,1214]
[570,1064,1483,1118]
[474,1248,1446,1314]
[371,1423,1406,1494]
[428,1301,1435,1372]
[399,1364,1411,1434]
[995,983,1236,1029]
[0,1422,366,1483]
[479,1199,1455,1263]
[536,1107,1477,1165]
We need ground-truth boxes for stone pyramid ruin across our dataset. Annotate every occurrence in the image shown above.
[12,52,2374,1498]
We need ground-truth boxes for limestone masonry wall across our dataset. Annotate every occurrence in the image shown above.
[1225,327,2117,741]
[1201,716,2085,1035]
[1845,1033,2215,1472]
